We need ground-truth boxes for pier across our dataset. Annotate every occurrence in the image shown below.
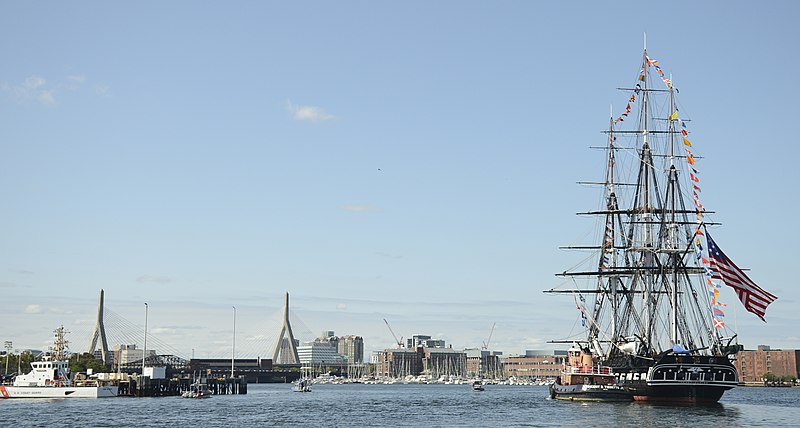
[117,376,247,397]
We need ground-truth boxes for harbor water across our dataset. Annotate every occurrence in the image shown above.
[1,384,798,427]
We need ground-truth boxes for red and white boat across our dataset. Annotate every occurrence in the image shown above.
[0,326,117,399]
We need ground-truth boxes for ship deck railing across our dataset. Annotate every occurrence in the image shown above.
[564,366,614,375]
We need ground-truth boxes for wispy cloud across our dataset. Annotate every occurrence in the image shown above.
[374,251,403,259]
[94,84,111,96]
[1,76,56,106]
[1,74,109,106]
[60,75,86,91]
[287,100,335,122]
[136,275,173,284]
[339,204,381,213]
[24,304,44,314]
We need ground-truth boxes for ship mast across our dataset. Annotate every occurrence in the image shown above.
[51,326,70,361]
[588,110,622,353]
[667,78,679,346]
[552,45,726,362]
[607,109,618,344]
[634,48,659,353]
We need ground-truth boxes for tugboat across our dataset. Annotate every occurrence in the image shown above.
[549,344,631,402]
[0,326,118,399]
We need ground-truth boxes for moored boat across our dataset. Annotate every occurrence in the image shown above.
[549,345,631,402]
[0,326,118,399]
[182,379,212,399]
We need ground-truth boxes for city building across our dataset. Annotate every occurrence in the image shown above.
[422,347,466,378]
[296,341,346,367]
[734,345,800,383]
[465,349,503,379]
[503,350,566,380]
[317,331,339,350]
[114,344,156,366]
[375,334,469,379]
[338,335,364,363]
[375,348,421,378]
[291,331,366,369]
[407,335,445,349]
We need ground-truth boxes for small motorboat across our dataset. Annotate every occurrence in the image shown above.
[182,380,212,399]
[293,378,312,392]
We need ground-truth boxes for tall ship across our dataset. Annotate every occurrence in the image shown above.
[0,326,118,399]
[547,45,777,404]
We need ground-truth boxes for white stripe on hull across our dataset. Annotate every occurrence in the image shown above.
[1,386,118,398]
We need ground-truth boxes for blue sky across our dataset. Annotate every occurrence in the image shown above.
[1,1,798,358]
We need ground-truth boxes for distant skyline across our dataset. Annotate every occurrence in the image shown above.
[2,1,799,358]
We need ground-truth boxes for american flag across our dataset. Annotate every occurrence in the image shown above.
[707,233,777,321]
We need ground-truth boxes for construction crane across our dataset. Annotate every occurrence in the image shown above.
[481,323,496,350]
[383,318,404,348]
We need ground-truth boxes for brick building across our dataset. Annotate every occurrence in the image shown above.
[734,345,800,383]
[503,350,566,380]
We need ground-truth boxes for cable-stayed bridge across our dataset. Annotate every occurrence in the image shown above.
[78,290,314,367]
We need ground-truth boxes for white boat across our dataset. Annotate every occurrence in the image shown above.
[471,380,485,391]
[293,377,312,392]
[0,326,118,399]
[182,379,212,399]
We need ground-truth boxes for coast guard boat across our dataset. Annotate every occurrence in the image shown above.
[0,326,117,399]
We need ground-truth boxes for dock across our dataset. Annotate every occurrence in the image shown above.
[117,376,247,397]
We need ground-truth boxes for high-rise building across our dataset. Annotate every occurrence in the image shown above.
[338,335,364,363]
[316,331,339,351]
[296,341,345,367]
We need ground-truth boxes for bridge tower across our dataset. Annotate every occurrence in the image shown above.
[272,292,300,364]
[87,289,111,364]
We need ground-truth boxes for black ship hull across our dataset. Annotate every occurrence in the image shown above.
[614,354,738,404]
[549,383,632,402]
[626,382,728,404]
